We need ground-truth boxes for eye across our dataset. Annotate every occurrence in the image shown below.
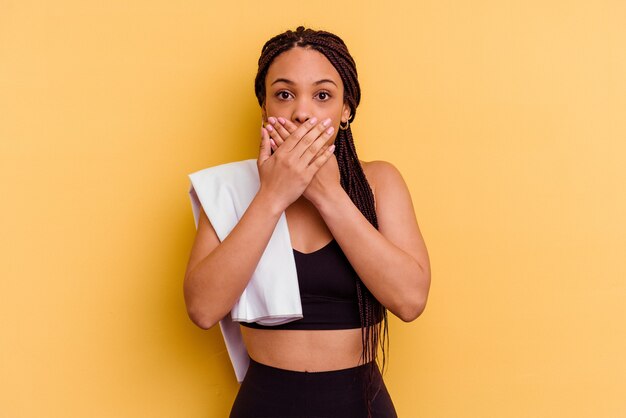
[316,91,332,101]
[276,90,293,100]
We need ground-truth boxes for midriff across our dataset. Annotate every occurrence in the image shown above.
[240,326,364,372]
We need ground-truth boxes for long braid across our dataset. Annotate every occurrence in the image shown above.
[335,125,390,414]
[254,26,389,416]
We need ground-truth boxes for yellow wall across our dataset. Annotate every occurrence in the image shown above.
[1,1,624,417]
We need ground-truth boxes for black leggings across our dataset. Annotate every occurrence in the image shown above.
[229,357,398,418]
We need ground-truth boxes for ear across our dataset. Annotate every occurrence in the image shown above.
[261,102,268,124]
[341,102,351,123]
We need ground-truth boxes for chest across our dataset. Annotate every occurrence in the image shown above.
[292,239,359,301]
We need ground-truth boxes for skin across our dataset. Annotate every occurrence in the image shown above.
[261,46,350,252]
[183,46,431,372]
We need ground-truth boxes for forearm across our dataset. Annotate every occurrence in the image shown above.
[184,189,284,329]
[315,188,429,321]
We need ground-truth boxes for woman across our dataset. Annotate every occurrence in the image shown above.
[184,26,431,417]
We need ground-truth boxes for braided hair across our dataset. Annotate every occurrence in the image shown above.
[254,26,389,414]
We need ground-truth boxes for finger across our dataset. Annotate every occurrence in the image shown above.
[311,140,331,162]
[307,144,336,173]
[267,116,282,141]
[281,116,319,152]
[303,125,334,162]
[272,117,292,141]
[258,127,271,164]
[264,123,284,147]
[308,143,329,166]
[294,118,334,161]
[268,117,287,146]
[278,117,297,134]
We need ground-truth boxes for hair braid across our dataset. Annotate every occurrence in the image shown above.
[254,26,389,417]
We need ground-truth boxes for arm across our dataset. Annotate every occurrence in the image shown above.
[183,119,337,330]
[313,161,431,322]
[183,191,283,330]
[265,117,431,321]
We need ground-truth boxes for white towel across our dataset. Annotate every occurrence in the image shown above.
[187,158,302,382]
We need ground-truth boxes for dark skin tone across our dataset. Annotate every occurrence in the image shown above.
[242,47,430,371]
[184,47,430,372]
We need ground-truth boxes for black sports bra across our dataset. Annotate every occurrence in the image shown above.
[239,238,382,330]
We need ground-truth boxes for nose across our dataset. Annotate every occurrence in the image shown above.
[291,98,313,126]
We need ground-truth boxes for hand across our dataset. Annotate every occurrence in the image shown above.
[257,116,336,212]
[264,116,341,207]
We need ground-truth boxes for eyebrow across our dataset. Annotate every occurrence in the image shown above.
[270,78,338,87]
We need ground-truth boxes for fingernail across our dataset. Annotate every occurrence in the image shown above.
[268,116,276,124]
[322,118,331,127]
[277,117,286,124]
[326,126,334,134]
[309,117,318,125]
[266,124,273,132]
[329,144,336,152]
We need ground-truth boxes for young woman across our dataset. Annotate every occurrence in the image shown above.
[184,26,431,417]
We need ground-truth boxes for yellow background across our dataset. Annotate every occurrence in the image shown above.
[1,1,624,417]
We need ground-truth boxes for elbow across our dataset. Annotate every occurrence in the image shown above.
[183,276,220,330]
[396,299,426,322]
[186,306,218,330]
[397,267,431,322]
[395,287,429,322]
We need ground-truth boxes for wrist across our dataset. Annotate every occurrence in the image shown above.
[311,185,347,215]
[254,187,287,218]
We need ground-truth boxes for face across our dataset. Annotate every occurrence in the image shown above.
[262,46,351,146]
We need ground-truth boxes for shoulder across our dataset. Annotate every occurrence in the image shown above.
[360,159,407,196]
[359,159,415,218]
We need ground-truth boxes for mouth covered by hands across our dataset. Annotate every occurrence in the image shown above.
[263,116,342,206]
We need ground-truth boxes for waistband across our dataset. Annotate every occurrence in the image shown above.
[243,357,382,401]
[248,357,376,377]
